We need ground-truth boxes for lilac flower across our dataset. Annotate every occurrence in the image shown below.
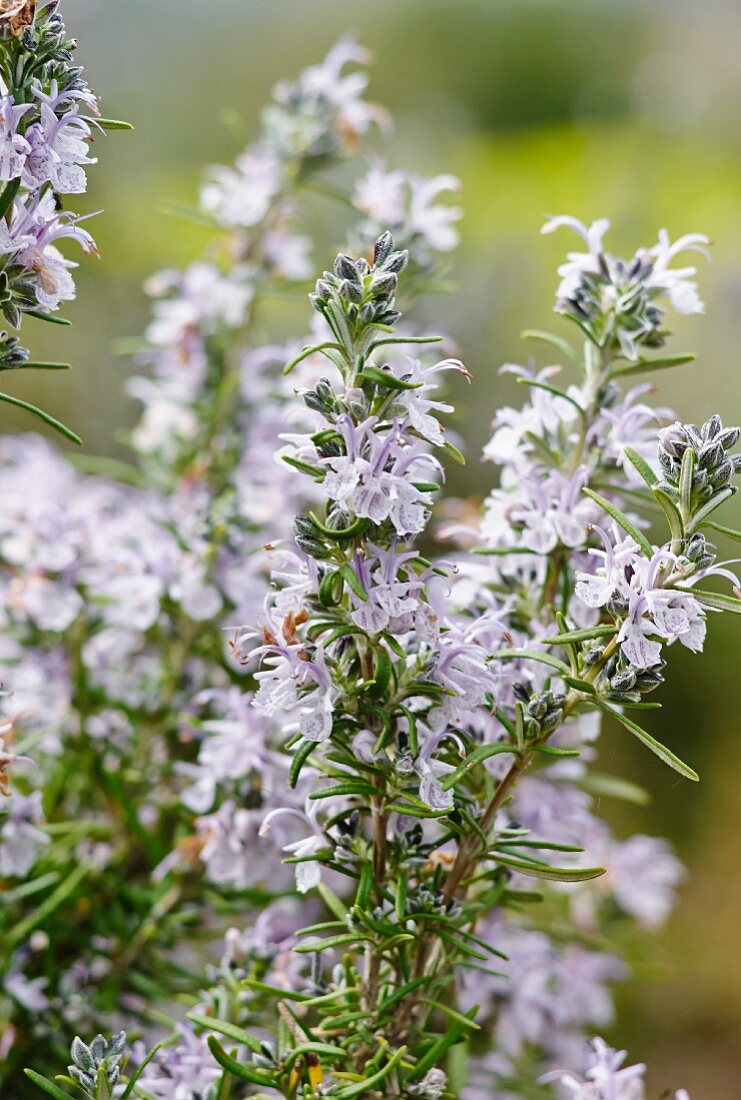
[319,415,441,536]
[251,630,337,743]
[2,193,98,310]
[179,688,283,813]
[0,96,31,180]
[135,1026,220,1100]
[195,800,274,890]
[598,832,684,929]
[201,147,282,230]
[349,543,423,634]
[145,262,252,346]
[0,790,50,877]
[540,1037,646,1099]
[260,800,326,894]
[595,384,673,484]
[23,101,96,194]
[4,969,50,1013]
[353,160,462,257]
[483,364,580,468]
[413,729,463,812]
[575,529,712,668]
[542,215,709,359]
[271,36,388,148]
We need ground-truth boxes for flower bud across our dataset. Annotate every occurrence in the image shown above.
[333,253,360,282]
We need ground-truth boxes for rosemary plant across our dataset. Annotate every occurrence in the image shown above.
[0,0,129,441]
[8,37,740,1100]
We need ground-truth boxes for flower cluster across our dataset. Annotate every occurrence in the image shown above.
[10,40,738,1100]
[0,40,466,1092]
[543,215,708,360]
[0,1,130,430]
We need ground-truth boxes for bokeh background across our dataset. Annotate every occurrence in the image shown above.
[8,1,741,1095]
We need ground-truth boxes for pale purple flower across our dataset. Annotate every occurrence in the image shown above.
[196,800,272,889]
[540,1037,646,1100]
[201,146,282,230]
[0,791,50,877]
[320,415,441,536]
[575,529,710,669]
[260,800,326,894]
[23,102,96,194]
[353,160,462,256]
[135,1026,220,1100]
[0,95,32,181]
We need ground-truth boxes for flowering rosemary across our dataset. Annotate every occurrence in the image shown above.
[0,0,128,441]
[9,41,740,1100]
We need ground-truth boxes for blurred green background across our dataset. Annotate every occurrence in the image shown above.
[10,1,741,1094]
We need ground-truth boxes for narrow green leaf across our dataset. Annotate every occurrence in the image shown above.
[623,446,658,488]
[207,1038,274,1086]
[441,743,519,791]
[408,1012,475,1080]
[283,341,343,376]
[335,1046,407,1098]
[187,1015,261,1054]
[582,488,653,558]
[377,976,428,1016]
[22,1072,73,1100]
[435,928,488,961]
[296,921,347,936]
[518,377,585,418]
[339,562,367,600]
[8,862,90,950]
[309,511,367,541]
[679,447,696,522]
[397,704,419,755]
[420,998,480,1030]
[562,675,596,694]
[394,873,407,921]
[706,519,741,542]
[685,587,741,614]
[356,860,373,910]
[492,648,571,675]
[358,364,423,390]
[493,853,605,882]
[120,1042,165,1100]
[0,392,82,445]
[579,771,651,806]
[689,486,737,532]
[283,1043,346,1068]
[610,352,695,377]
[386,800,449,819]
[370,645,392,697]
[25,310,72,325]
[1,361,71,371]
[289,738,316,789]
[367,335,443,352]
[282,454,324,478]
[500,839,584,853]
[0,178,21,220]
[97,117,135,129]
[593,699,699,780]
[318,882,349,921]
[309,781,377,800]
[520,328,579,363]
[652,484,684,543]
[3,871,59,902]
[240,979,309,1002]
[442,439,465,465]
[318,569,344,608]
